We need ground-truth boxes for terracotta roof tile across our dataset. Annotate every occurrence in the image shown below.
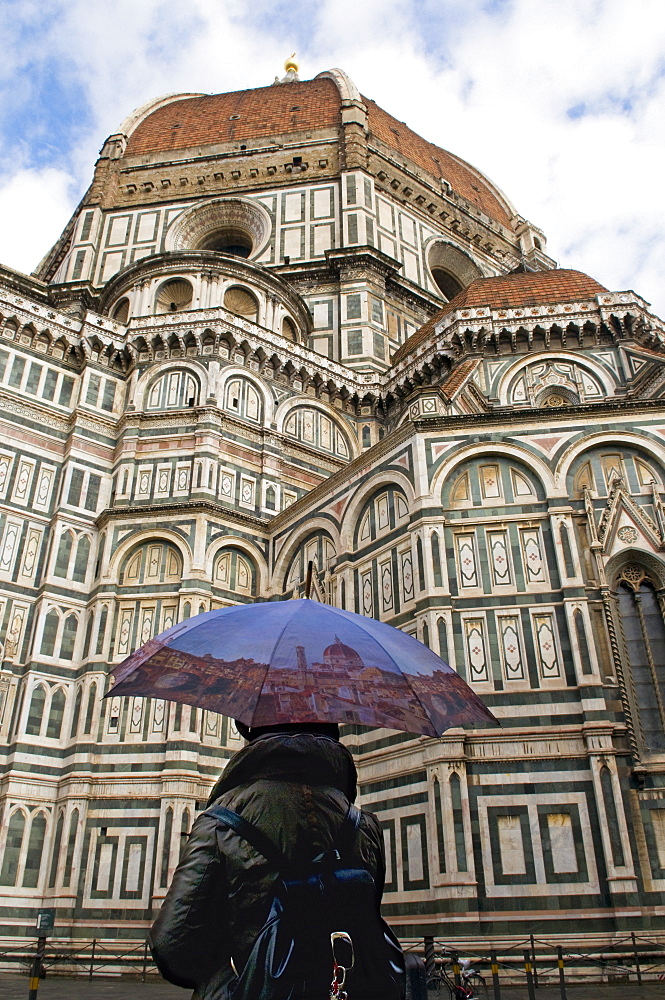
[441,358,480,397]
[125,79,342,155]
[392,268,608,364]
[362,98,512,227]
[124,78,513,229]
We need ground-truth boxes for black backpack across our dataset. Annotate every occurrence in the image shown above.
[205,803,405,1000]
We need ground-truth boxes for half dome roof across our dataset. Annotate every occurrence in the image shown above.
[392,268,610,364]
[123,72,513,227]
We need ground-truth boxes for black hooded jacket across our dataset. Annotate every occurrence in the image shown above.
[149,733,386,998]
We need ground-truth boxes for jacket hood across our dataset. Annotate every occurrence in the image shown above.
[207,732,357,804]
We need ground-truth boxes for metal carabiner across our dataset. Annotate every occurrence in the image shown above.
[330,931,354,999]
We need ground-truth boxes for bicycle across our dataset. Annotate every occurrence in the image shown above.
[426,955,484,1000]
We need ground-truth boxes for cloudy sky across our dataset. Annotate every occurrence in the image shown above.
[1,0,664,314]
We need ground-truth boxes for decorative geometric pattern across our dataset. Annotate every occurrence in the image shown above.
[487,529,511,586]
[463,617,490,683]
[456,533,479,588]
[532,612,561,679]
[520,528,546,584]
[497,614,525,682]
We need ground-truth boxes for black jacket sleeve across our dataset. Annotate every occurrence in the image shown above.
[149,812,230,990]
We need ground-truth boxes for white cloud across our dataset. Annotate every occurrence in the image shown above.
[0,168,74,276]
[1,0,664,314]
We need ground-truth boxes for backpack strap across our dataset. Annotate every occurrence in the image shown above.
[205,804,289,869]
[205,802,363,869]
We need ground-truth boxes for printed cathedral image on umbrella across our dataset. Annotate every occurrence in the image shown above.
[108,599,498,737]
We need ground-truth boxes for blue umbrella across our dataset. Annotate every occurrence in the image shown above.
[108,599,498,737]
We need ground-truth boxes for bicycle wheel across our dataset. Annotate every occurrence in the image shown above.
[466,973,487,998]
[427,974,444,996]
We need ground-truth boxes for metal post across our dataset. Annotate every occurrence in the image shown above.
[530,934,538,988]
[142,939,149,982]
[556,946,567,1000]
[451,950,461,987]
[524,950,536,1000]
[424,937,435,979]
[27,936,46,1000]
[490,949,501,1000]
[631,931,642,985]
[88,939,96,981]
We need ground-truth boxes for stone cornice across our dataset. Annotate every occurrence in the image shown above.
[95,497,270,532]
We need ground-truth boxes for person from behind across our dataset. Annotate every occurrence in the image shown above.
[150,721,404,1000]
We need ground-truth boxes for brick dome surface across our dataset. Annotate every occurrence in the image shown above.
[124,76,512,227]
[392,268,609,364]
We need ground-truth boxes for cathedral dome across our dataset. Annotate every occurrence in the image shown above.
[121,71,513,229]
[323,638,364,669]
[392,268,609,364]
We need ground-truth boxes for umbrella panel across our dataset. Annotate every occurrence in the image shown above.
[109,600,497,737]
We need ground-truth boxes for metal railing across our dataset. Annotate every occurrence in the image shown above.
[421,932,665,997]
[0,938,156,981]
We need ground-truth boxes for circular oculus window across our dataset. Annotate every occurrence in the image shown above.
[166,198,272,260]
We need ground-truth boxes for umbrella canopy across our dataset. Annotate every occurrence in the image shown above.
[108,599,498,737]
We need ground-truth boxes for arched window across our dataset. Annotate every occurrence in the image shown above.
[214,548,256,597]
[40,610,59,657]
[432,776,446,873]
[183,603,191,620]
[60,615,78,661]
[121,541,182,586]
[560,523,575,577]
[283,407,351,459]
[431,532,442,587]
[285,531,337,597]
[160,807,173,888]
[95,532,105,578]
[95,606,108,656]
[600,766,625,867]
[54,531,73,577]
[26,685,46,736]
[449,773,467,872]
[83,683,97,736]
[180,809,191,860]
[428,241,482,301]
[445,460,542,509]
[48,812,64,888]
[0,810,26,885]
[616,564,665,752]
[508,359,604,407]
[72,535,90,583]
[46,688,66,739]
[265,485,276,511]
[82,613,94,660]
[437,618,448,661]
[573,609,592,675]
[62,810,79,888]
[173,703,183,732]
[354,488,409,547]
[223,377,262,422]
[23,812,47,888]
[70,687,83,739]
[569,447,664,499]
[147,369,199,410]
[416,537,425,591]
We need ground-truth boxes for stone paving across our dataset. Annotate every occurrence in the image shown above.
[4,973,665,1000]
